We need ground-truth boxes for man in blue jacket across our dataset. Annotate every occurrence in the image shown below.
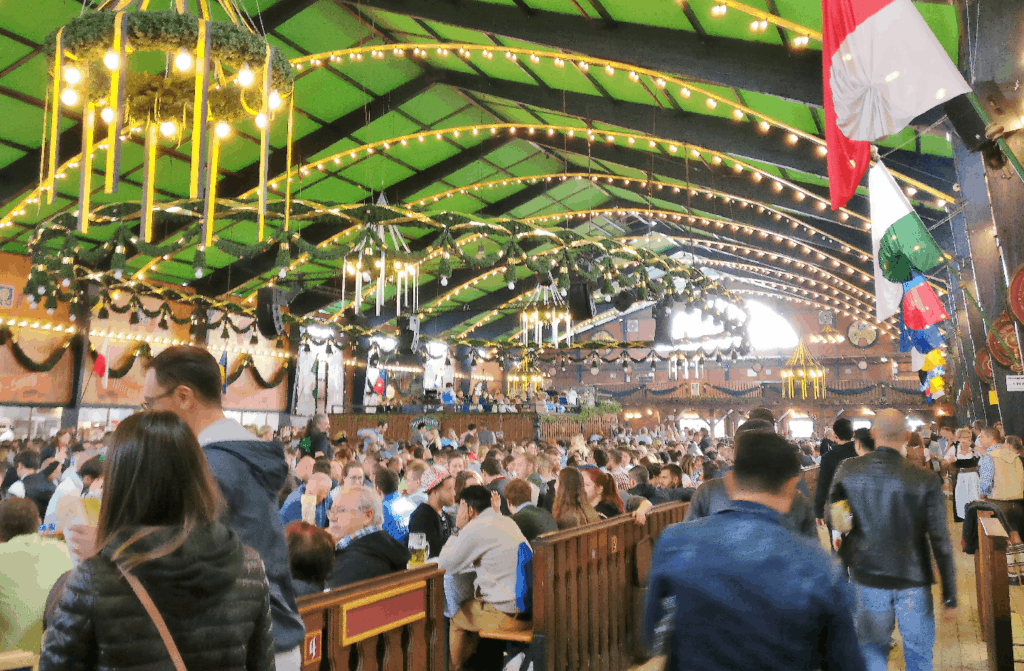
[643,430,864,671]
[140,346,306,670]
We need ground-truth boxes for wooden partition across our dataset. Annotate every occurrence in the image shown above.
[531,501,688,671]
[975,516,1013,671]
[331,413,537,444]
[802,466,819,504]
[295,565,446,671]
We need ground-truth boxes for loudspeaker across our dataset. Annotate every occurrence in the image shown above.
[653,298,675,346]
[943,93,992,153]
[397,315,421,354]
[613,289,637,313]
[567,281,595,322]
[255,288,284,339]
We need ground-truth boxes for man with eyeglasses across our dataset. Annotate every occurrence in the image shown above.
[68,346,308,671]
[325,486,410,588]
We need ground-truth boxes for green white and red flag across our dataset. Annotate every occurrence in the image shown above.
[822,0,970,209]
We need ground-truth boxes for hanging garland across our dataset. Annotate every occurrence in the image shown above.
[0,326,73,373]
[88,341,152,379]
[224,353,289,389]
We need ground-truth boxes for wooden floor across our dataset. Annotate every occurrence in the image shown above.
[630,496,1024,671]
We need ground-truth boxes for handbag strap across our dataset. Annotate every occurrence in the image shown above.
[116,564,188,671]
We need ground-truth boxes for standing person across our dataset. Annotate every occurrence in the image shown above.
[39,412,275,671]
[814,418,856,532]
[407,466,455,559]
[357,420,388,452]
[126,346,305,669]
[978,425,1024,533]
[643,431,864,671]
[477,423,495,448]
[299,413,333,459]
[827,409,957,671]
[944,428,980,522]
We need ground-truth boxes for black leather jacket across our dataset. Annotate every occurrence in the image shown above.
[827,448,957,607]
[39,523,275,671]
[686,477,817,538]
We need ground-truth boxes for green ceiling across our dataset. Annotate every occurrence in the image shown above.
[0,0,962,340]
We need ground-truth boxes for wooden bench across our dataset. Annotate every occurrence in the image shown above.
[295,564,446,671]
[975,514,1014,671]
[0,650,38,671]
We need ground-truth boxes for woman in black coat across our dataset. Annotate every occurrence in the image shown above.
[39,411,275,671]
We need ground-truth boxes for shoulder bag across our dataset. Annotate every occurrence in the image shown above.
[117,564,188,671]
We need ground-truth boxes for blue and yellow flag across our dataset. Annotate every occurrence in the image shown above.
[219,351,228,394]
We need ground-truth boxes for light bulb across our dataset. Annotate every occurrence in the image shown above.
[441,277,448,286]
[174,49,192,72]
[104,51,120,71]
[268,90,281,110]
[101,107,115,124]
[215,122,230,138]
[508,281,515,290]
[159,120,176,137]
[362,272,371,282]
[237,65,254,87]
[255,113,267,129]
[63,66,81,85]
[60,88,79,107]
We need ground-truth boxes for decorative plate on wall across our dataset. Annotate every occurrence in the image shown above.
[846,320,879,349]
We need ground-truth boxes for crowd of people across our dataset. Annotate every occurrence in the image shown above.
[0,344,1018,671]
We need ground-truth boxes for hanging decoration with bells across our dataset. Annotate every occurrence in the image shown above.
[506,356,546,399]
[518,277,572,348]
[43,0,295,264]
[781,341,826,399]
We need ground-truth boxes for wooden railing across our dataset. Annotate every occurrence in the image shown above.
[595,379,923,404]
[330,412,537,443]
[975,515,1013,671]
[295,564,446,671]
[531,501,688,671]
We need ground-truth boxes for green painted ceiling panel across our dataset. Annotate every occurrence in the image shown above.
[920,134,953,158]
[331,57,423,97]
[337,154,416,188]
[687,0,782,44]
[402,86,477,126]
[739,91,821,135]
[291,69,373,121]
[0,0,79,42]
[384,137,464,171]
[276,2,369,53]
[604,0,694,30]
[370,11,438,37]
[0,37,34,72]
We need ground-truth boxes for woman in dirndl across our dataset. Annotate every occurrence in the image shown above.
[946,427,980,522]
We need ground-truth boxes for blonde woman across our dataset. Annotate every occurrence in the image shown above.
[947,427,980,522]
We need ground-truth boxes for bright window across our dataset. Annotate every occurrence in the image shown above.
[744,301,799,351]
[789,419,815,439]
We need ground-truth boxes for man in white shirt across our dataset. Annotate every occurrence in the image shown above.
[0,420,14,442]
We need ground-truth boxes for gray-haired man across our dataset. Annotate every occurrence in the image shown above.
[326,486,410,588]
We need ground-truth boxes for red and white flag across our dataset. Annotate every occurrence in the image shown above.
[92,334,110,389]
[823,0,970,209]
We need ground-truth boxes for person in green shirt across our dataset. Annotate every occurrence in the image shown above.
[0,497,73,653]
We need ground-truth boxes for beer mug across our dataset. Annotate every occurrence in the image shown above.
[408,532,429,567]
[300,494,317,525]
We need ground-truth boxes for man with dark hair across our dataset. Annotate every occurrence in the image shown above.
[814,417,857,532]
[506,477,558,543]
[44,454,104,529]
[687,427,815,538]
[438,485,533,671]
[828,409,955,670]
[6,450,41,500]
[408,466,455,558]
[644,432,863,671]
[477,423,496,447]
[697,427,711,454]
[592,448,609,471]
[480,457,510,515]
[374,466,408,544]
[411,422,428,447]
[627,465,668,504]
[748,407,777,425]
[134,345,306,669]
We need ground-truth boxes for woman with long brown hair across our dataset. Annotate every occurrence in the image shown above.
[551,467,600,530]
[39,411,274,671]
[581,468,624,518]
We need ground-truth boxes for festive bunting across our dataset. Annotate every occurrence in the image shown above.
[902,273,948,330]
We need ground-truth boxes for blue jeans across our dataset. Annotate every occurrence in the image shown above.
[854,584,935,671]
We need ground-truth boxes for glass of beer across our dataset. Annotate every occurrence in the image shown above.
[408,532,429,567]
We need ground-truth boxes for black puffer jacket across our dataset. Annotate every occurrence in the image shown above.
[39,522,275,671]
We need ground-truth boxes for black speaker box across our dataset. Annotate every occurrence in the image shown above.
[613,289,637,313]
[567,281,595,322]
[943,93,991,153]
[255,288,284,339]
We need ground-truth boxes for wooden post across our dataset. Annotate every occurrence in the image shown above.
[976,516,1013,671]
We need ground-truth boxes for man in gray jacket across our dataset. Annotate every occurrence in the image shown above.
[438,485,533,671]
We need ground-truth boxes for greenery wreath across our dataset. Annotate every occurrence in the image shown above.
[49,11,294,123]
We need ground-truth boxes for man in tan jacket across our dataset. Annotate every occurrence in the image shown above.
[978,425,1024,533]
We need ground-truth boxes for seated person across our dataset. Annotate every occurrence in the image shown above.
[657,464,695,502]
[325,486,410,589]
[506,478,558,544]
[279,472,333,528]
[626,465,668,505]
[407,466,454,559]
[284,521,335,597]
[374,466,409,545]
[0,498,74,653]
[438,485,533,671]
